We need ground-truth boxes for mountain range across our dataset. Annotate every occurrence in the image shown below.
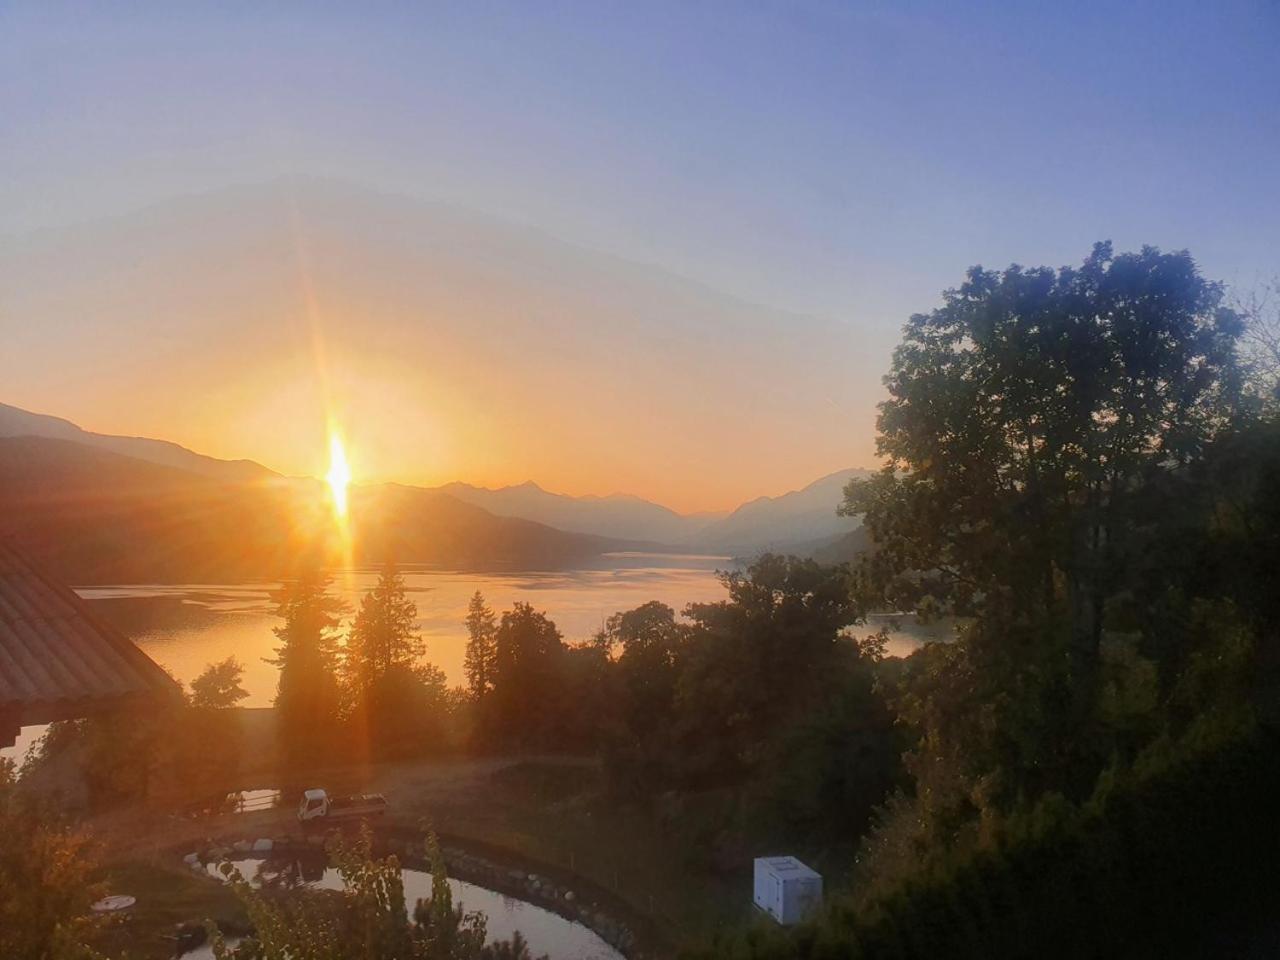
[437,469,867,555]
[0,400,867,581]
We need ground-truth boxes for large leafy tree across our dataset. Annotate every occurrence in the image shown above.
[844,243,1244,667]
[487,603,565,749]
[597,601,685,794]
[190,656,250,710]
[675,554,863,785]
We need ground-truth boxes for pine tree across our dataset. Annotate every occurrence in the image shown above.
[346,561,424,693]
[463,591,497,701]
[267,567,346,765]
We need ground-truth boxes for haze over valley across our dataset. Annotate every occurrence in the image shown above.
[0,401,865,582]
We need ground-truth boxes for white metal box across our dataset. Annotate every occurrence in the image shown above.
[753,856,823,925]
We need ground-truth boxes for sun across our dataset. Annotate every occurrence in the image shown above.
[326,433,352,519]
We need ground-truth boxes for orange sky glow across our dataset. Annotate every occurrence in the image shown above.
[0,183,884,514]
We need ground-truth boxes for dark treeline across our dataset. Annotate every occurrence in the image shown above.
[463,556,902,855]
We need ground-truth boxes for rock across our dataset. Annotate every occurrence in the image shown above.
[233,839,252,852]
[564,891,575,902]
[209,846,231,861]
[508,869,525,881]
[183,852,201,866]
[252,838,273,852]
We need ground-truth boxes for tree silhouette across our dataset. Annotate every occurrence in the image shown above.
[463,591,497,702]
[345,562,424,691]
[267,566,346,765]
[844,242,1244,668]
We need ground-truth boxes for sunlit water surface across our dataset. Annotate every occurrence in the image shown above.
[3,556,937,761]
[181,856,621,960]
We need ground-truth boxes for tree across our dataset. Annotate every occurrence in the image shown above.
[345,562,424,691]
[844,243,1244,668]
[177,658,250,805]
[1236,276,1280,410]
[597,602,684,794]
[343,564,452,759]
[267,567,347,766]
[0,759,103,960]
[487,603,565,749]
[190,657,249,710]
[463,591,497,702]
[675,555,863,785]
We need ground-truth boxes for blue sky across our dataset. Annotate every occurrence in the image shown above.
[3,0,1276,321]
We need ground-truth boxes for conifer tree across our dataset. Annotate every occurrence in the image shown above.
[463,591,497,701]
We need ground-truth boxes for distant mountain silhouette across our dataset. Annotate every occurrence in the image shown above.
[0,436,620,583]
[0,400,870,572]
[0,401,275,485]
[438,470,866,558]
[437,480,723,544]
[690,469,870,556]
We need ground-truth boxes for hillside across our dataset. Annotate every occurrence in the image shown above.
[0,437,618,582]
[0,401,275,485]
[691,468,869,555]
[437,480,720,544]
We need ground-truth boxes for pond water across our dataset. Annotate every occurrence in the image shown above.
[183,856,622,960]
[2,556,939,762]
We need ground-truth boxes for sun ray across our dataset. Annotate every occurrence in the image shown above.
[326,432,352,519]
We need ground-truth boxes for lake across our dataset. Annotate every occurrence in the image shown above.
[3,554,937,762]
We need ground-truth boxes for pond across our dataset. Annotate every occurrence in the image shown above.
[183,856,622,960]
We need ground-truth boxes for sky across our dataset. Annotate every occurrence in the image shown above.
[1,1,1278,511]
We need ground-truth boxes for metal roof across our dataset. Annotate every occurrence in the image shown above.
[0,539,180,744]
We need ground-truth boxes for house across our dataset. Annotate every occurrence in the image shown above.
[0,539,179,749]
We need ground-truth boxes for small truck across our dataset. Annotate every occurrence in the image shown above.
[297,788,388,826]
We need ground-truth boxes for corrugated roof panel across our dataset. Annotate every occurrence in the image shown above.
[0,540,179,726]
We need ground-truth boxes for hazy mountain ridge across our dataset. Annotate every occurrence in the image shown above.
[439,471,867,557]
[0,399,867,567]
[0,436,620,583]
[0,401,276,485]
[436,479,721,544]
[692,468,869,555]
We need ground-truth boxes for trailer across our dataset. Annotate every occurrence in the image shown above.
[297,788,387,826]
[753,856,823,925]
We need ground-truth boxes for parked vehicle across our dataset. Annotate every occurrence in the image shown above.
[297,788,388,825]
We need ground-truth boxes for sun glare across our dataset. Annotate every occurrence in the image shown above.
[326,433,352,519]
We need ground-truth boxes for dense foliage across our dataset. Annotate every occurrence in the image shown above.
[696,245,1280,958]
[0,758,102,960]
